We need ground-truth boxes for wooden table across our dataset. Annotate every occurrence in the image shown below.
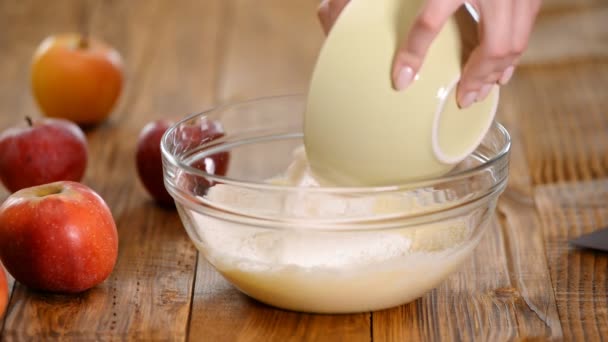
[1,0,607,340]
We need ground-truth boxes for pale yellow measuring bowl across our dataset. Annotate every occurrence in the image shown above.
[304,0,499,186]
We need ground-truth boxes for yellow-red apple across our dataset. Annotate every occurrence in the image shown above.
[0,117,88,193]
[31,33,124,126]
[0,181,118,293]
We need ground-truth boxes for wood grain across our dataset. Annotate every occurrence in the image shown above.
[495,81,535,199]
[535,180,608,341]
[373,217,563,341]
[0,0,221,339]
[493,92,565,336]
[0,0,86,332]
[512,0,608,185]
[496,5,608,338]
[490,6,569,338]
[188,258,371,342]
[521,2,608,66]
[507,65,608,185]
[497,198,563,339]
[216,0,323,102]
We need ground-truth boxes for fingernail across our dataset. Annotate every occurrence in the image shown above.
[499,66,515,85]
[476,84,492,101]
[318,0,329,12]
[395,66,414,91]
[459,91,477,109]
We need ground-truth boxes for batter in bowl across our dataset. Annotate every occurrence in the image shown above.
[186,147,481,313]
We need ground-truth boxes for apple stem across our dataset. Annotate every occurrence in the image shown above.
[25,116,33,127]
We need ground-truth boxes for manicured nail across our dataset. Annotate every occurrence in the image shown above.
[476,84,492,101]
[318,0,329,12]
[459,91,477,109]
[499,66,515,85]
[395,66,415,91]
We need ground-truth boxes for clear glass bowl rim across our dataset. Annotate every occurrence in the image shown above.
[161,94,511,194]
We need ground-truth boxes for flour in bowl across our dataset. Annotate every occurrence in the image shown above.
[186,147,480,313]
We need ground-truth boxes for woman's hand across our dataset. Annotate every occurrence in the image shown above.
[318,0,541,108]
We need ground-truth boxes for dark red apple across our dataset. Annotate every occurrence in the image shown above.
[136,118,229,204]
[0,181,118,293]
[177,120,230,197]
[0,265,7,317]
[0,117,88,193]
[135,119,174,205]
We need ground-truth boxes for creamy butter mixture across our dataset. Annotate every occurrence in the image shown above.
[188,147,478,313]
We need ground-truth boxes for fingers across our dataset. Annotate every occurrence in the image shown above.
[318,0,331,35]
[457,0,513,107]
[457,0,540,108]
[392,0,463,90]
[317,0,350,35]
[502,0,541,84]
[320,0,540,111]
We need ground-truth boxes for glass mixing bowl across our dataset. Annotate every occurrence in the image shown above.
[161,95,510,314]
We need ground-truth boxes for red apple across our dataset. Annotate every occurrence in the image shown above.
[0,265,7,318]
[0,117,88,193]
[0,181,118,293]
[31,33,124,126]
[135,119,174,205]
[136,118,229,204]
[176,120,230,176]
[178,121,230,195]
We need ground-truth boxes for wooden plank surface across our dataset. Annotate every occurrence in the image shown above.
[521,1,608,66]
[0,0,607,340]
[0,0,86,335]
[496,198,563,339]
[516,0,608,185]
[535,181,608,341]
[373,220,521,341]
[0,0,219,340]
[216,0,324,102]
[189,259,371,342]
[505,64,608,185]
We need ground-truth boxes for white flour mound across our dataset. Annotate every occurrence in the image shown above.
[188,147,477,313]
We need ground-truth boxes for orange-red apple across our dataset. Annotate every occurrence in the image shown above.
[0,117,88,193]
[0,181,118,293]
[31,33,124,126]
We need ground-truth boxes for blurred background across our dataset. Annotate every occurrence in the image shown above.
[0,0,323,122]
[1,0,606,188]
